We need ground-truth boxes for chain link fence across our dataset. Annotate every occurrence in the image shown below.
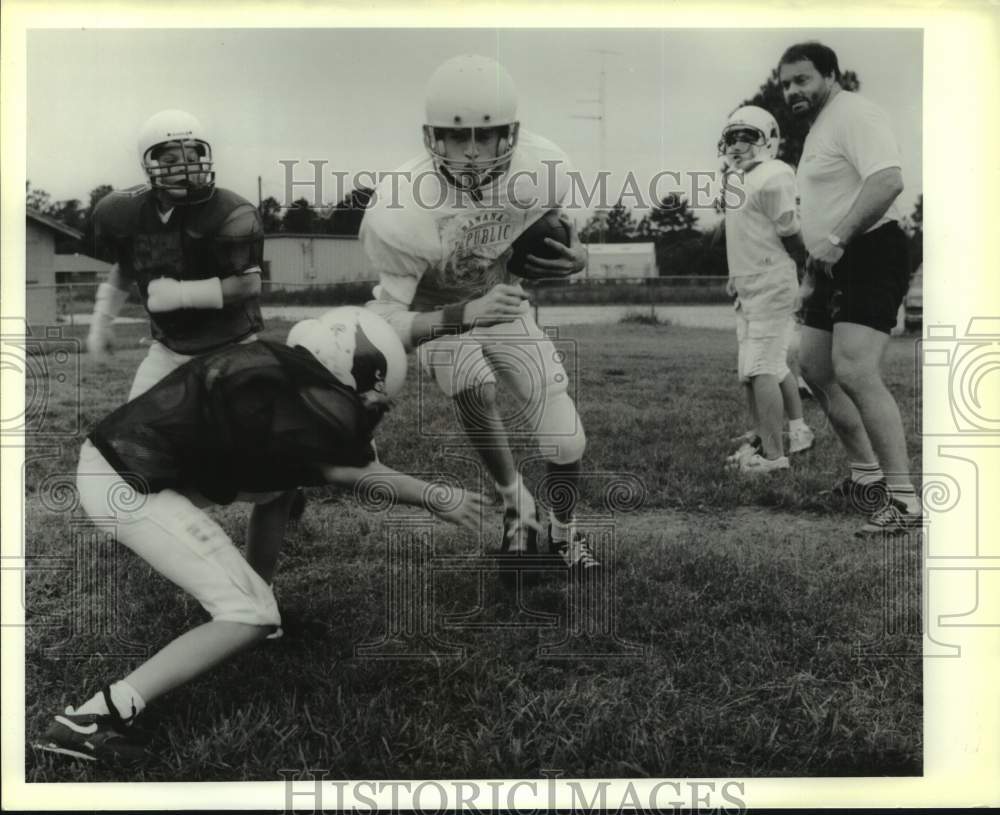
[38,275,730,328]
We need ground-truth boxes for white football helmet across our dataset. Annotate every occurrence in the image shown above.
[137,109,215,204]
[422,54,520,189]
[718,105,780,169]
[287,307,406,400]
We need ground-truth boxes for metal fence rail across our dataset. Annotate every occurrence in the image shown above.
[29,276,732,328]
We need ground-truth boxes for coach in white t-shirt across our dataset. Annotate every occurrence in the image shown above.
[778,41,920,535]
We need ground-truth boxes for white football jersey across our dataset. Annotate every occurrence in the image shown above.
[724,158,799,278]
[362,130,574,312]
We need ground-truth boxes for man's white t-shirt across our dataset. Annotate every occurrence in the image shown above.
[796,90,903,253]
[724,158,799,278]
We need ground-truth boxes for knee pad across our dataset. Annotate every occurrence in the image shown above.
[535,392,586,465]
[77,459,281,629]
[420,337,495,398]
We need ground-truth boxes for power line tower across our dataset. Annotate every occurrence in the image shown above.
[571,48,621,243]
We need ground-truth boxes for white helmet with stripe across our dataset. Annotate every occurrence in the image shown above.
[287,306,406,399]
[718,105,780,170]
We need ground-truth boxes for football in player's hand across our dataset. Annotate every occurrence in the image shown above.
[507,210,572,279]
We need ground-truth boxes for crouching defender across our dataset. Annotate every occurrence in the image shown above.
[35,308,486,765]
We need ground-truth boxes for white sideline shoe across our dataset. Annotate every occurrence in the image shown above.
[788,424,815,455]
[725,434,761,469]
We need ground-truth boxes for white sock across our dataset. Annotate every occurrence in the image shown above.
[75,680,146,721]
[788,418,808,433]
[850,462,884,484]
[889,484,920,513]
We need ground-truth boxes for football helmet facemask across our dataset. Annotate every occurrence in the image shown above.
[137,110,215,204]
[718,105,780,170]
[422,55,520,191]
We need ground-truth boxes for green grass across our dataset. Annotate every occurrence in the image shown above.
[24,319,922,780]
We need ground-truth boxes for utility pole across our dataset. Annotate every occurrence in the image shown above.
[571,48,621,244]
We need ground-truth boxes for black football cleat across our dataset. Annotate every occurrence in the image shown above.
[549,526,602,575]
[823,476,890,514]
[34,687,153,765]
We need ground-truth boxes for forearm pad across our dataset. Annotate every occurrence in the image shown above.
[180,278,224,309]
[93,282,129,323]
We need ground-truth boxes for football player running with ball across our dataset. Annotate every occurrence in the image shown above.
[362,55,598,573]
[719,106,815,474]
[35,309,486,765]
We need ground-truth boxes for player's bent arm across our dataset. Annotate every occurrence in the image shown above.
[106,263,131,294]
[319,461,486,532]
[831,167,904,244]
[368,285,530,349]
[93,265,132,319]
[146,269,261,313]
[779,231,808,276]
[220,270,262,303]
[88,264,133,357]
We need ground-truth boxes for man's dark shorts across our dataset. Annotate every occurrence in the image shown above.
[799,221,911,334]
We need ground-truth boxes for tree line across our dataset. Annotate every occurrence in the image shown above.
[26,180,373,245]
[28,64,922,276]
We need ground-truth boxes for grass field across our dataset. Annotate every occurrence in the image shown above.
[23,317,922,781]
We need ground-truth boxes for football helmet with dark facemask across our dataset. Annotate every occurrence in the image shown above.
[718,105,780,170]
[137,110,215,204]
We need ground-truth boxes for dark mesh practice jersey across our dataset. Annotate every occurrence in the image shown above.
[89,341,376,504]
[85,186,265,354]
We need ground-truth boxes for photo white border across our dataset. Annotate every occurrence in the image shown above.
[2,1,998,810]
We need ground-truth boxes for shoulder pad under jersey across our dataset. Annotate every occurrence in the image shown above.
[753,159,796,189]
[186,187,262,239]
[91,186,154,235]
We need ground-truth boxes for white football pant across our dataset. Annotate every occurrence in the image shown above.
[76,440,280,627]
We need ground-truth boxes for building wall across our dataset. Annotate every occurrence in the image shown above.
[585,244,656,280]
[26,220,57,326]
[263,235,371,288]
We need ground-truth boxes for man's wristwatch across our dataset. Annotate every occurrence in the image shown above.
[828,233,845,248]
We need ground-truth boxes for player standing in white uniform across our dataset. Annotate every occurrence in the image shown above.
[719,106,815,473]
[363,55,599,572]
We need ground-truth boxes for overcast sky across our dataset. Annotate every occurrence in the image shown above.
[27,28,922,223]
